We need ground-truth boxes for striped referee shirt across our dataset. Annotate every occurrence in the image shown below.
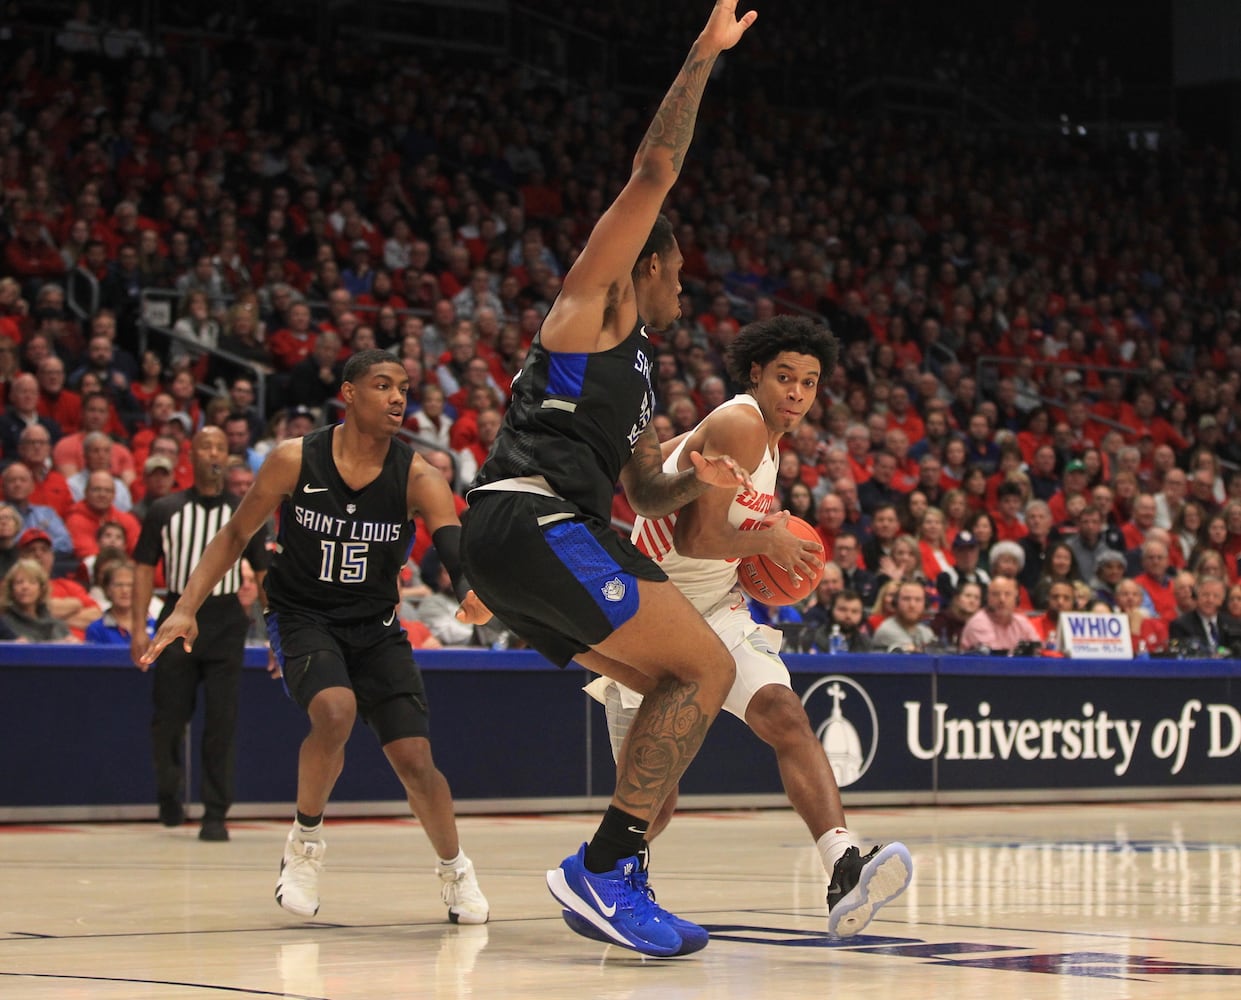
[133,488,270,596]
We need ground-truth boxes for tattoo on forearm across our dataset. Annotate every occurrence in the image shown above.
[614,677,711,814]
[639,44,715,172]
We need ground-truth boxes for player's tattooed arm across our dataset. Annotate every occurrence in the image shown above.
[620,426,752,519]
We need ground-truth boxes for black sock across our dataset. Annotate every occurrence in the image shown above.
[296,810,323,829]
[584,806,648,873]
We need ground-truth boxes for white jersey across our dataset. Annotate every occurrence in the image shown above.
[632,394,777,612]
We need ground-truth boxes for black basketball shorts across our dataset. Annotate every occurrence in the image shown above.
[266,609,430,743]
[461,490,667,666]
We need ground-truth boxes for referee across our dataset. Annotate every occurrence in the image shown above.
[130,426,271,842]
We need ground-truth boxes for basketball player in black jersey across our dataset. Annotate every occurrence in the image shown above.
[143,350,493,925]
[461,0,757,957]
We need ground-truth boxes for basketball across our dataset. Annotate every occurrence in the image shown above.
[736,516,824,606]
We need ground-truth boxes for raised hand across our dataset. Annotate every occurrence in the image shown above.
[701,0,759,52]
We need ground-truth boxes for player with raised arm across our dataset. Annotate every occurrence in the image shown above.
[460,0,758,957]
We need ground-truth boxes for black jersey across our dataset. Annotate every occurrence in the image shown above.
[471,323,656,522]
[265,425,415,624]
[135,487,270,596]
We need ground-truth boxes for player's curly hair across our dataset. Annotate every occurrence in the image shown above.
[725,315,839,387]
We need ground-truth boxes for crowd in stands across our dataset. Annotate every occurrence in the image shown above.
[0,3,1238,654]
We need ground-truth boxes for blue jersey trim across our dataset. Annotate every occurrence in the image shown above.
[546,351,589,399]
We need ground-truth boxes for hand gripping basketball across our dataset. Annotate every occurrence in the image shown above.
[737,514,825,606]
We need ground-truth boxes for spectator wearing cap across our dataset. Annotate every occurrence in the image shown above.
[132,454,176,520]
[340,242,378,297]
[285,405,318,439]
[1,461,75,563]
[16,526,101,636]
[65,470,141,561]
[0,373,63,458]
[959,575,1041,653]
[935,528,991,605]
[1048,458,1092,523]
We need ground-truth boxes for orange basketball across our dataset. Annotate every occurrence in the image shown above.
[736,516,824,606]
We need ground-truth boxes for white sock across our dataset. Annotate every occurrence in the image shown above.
[816,827,858,874]
[437,850,466,871]
[294,818,323,842]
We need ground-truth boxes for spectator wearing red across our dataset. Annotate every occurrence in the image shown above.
[1122,493,1159,553]
[3,215,67,282]
[1048,459,1092,523]
[885,384,924,444]
[1030,579,1076,647]
[266,301,318,371]
[1133,538,1177,623]
[17,424,74,518]
[883,428,920,494]
[844,422,873,484]
[64,470,142,561]
[992,481,1030,543]
[35,355,82,435]
[813,493,845,558]
[16,527,101,639]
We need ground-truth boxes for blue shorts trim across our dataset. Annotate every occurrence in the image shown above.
[543,520,640,630]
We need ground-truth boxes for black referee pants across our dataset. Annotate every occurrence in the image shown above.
[150,596,248,821]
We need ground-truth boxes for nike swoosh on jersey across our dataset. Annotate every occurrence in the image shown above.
[303,484,330,494]
[383,609,397,627]
[585,880,617,917]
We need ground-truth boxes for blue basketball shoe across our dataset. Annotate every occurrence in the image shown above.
[547,844,684,957]
[827,842,913,938]
[559,865,709,955]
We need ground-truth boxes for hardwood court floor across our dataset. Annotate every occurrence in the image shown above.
[1,802,1239,999]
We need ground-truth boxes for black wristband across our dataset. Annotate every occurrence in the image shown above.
[431,524,473,602]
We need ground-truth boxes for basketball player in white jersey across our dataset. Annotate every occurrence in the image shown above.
[576,315,913,939]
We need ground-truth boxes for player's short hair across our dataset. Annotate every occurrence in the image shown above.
[631,214,676,280]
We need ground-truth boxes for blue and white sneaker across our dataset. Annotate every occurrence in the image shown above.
[560,866,709,955]
[827,842,913,938]
[547,844,684,957]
